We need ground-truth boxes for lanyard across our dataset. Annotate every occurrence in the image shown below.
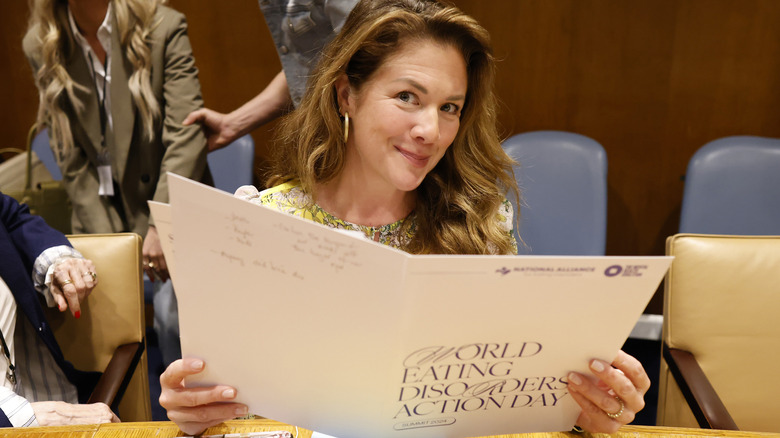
[0,328,16,386]
[87,51,115,196]
[87,51,110,159]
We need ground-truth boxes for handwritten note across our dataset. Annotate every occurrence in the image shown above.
[166,174,672,438]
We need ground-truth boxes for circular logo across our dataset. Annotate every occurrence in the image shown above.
[604,265,623,277]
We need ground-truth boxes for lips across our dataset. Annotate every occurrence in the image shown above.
[395,146,430,168]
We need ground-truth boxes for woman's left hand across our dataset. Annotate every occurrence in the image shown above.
[567,350,650,433]
[51,257,98,318]
[143,225,170,282]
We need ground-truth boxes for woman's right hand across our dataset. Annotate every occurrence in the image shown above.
[182,108,236,152]
[159,358,248,435]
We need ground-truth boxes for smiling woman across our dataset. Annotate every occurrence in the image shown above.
[158,0,654,435]
[252,0,518,256]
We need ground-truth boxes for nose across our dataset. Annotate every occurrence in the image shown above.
[411,108,440,144]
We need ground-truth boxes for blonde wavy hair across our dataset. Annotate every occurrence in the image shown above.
[269,0,518,255]
[25,0,163,154]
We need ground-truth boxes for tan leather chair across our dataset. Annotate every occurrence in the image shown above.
[657,234,780,432]
[44,233,151,421]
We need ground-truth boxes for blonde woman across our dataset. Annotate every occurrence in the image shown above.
[23,0,211,364]
[160,0,651,435]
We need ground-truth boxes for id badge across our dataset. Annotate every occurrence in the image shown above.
[98,164,114,196]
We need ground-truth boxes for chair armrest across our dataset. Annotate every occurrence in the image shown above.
[87,342,145,411]
[662,342,738,430]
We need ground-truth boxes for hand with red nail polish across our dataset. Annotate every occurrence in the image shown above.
[49,257,99,318]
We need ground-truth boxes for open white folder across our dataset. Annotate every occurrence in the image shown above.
[153,174,672,438]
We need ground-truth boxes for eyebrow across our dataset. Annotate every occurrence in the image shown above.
[395,77,466,102]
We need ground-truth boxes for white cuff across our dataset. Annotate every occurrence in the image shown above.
[0,387,38,427]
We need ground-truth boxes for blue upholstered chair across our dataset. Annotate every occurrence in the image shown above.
[207,134,255,193]
[679,136,780,235]
[502,131,608,255]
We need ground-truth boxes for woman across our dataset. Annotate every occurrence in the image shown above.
[1,192,115,427]
[160,0,649,434]
[23,0,210,281]
[23,0,211,364]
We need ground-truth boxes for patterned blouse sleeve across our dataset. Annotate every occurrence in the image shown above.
[496,199,518,255]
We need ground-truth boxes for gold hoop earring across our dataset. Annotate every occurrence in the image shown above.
[343,112,350,144]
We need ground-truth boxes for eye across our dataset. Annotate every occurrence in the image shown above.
[397,91,419,105]
[441,103,460,115]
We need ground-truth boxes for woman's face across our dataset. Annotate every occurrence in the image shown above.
[337,39,468,195]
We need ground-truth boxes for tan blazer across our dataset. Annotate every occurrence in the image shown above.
[23,5,211,236]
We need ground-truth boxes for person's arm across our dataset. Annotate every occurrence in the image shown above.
[183,71,291,152]
[0,386,118,428]
[29,401,118,426]
[0,194,97,318]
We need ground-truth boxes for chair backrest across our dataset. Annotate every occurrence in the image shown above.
[44,233,151,421]
[502,131,607,255]
[679,136,780,234]
[207,134,255,193]
[31,128,62,181]
[657,234,780,432]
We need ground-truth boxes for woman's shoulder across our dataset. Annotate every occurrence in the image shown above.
[150,4,189,35]
[155,4,186,21]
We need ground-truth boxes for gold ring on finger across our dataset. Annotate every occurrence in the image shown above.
[605,396,624,419]
[83,271,97,281]
[60,279,73,286]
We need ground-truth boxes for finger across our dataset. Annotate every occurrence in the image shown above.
[155,256,170,283]
[568,369,625,416]
[167,402,248,435]
[157,268,170,283]
[589,358,645,412]
[160,382,240,410]
[64,261,89,297]
[77,260,98,292]
[144,263,156,282]
[63,263,90,317]
[182,109,205,126]
[160,358,205,391]
[53,269,82,318]
[50,284,68,312]
[612,350,651,395]
[568,385,623,434]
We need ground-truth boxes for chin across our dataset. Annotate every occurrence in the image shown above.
[394,179,426,192]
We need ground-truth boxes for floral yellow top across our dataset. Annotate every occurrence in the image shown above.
[234,181,518,254]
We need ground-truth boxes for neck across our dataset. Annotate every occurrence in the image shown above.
[69,0,109,39]
[314,174,416,228]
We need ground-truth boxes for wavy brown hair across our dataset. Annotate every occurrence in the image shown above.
[269,0,518,255]
[25,0,163,153]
